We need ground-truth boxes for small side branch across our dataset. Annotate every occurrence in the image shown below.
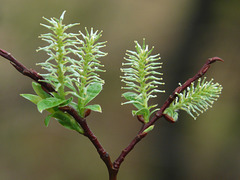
[0,48,114,178]
[113,57,223,170]
[154,57,223,123]
[0,49,55,92]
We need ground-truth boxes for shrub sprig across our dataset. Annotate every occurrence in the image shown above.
[21,11,107,132]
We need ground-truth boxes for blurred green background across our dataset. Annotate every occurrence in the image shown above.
[0,0,239,179]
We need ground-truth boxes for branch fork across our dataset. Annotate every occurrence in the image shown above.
[0,48,223,180]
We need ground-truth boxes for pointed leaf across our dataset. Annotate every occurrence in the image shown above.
[85,83,102,105]
[37,97,67,113]
[122,92,137,100]
[44,114,54,127]
[52,111,84,133]
[132,107,149,117]
[66,91,82,99]
[70,102,79,113]
[60,97,73,107]
[85,104,102,113]
[122,92,143,110]
[32,82,51,99]
[20,94,42,104]
[143,125,154,134]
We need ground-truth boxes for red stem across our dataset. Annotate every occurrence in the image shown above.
[0,48,223,180]
[0,48,115,177]
[59,106,114,173]
[0,49,55,92]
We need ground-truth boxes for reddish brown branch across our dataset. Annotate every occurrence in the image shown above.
[0,48,114,178]
[0,48,223,180]
[113,57,223,170]
[0,49,55,92]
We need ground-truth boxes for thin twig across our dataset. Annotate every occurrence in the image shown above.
[59,106,114,173]
[0,48,114,176]
[0,49,55,92]
[112,57,223,170]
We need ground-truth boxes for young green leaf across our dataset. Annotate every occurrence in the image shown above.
[85,83,103,105]
[32,82,51,99]
[44,114,53,127]
[37,97,71,113]
[44,108,83,133]
[20,94,42,105]
[52,111,84,133]
[163,108,179,122]
[143,125,155,134]
[122,92,144,110]
[85,104,102,113]
[132,108,149,117]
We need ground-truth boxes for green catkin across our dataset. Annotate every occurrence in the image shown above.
[164,77,223,121]
[121,39,164,123]
[37,11,107,117]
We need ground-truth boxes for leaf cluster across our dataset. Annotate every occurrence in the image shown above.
[21,82,83,133]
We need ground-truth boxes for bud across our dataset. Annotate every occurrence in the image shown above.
[84,109,91,118]
[142,125,154,134]
[163,113,177,123]
[137,115,145,123]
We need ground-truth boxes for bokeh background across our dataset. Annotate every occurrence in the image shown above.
[0,0,239,179]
